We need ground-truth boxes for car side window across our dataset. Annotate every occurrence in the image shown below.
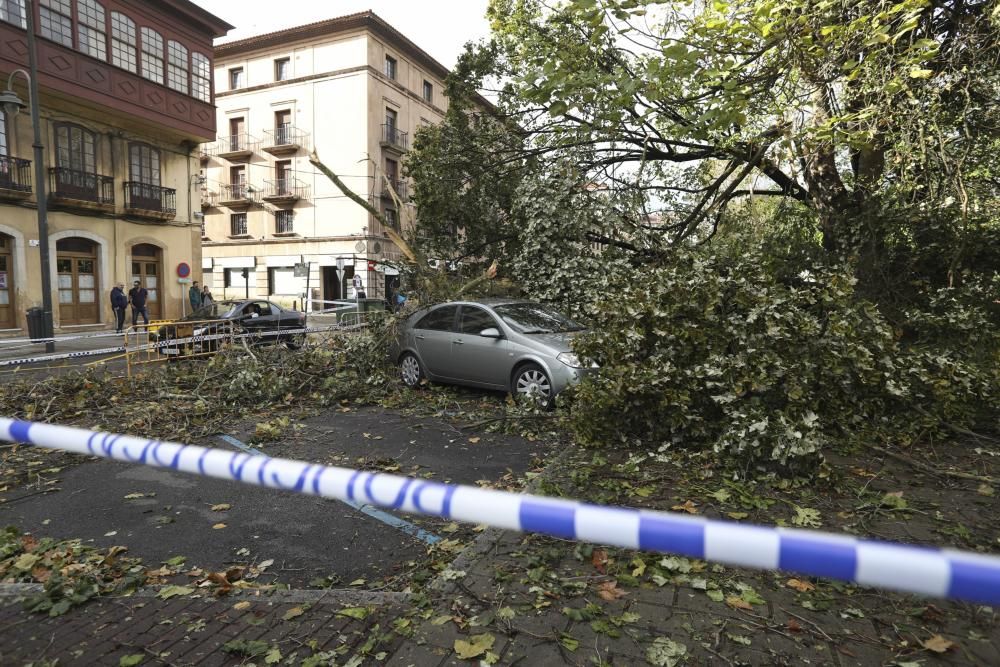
[458,306,499,335]
[415,305,458,331]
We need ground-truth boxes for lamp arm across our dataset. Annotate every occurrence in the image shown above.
[5,69,33,107]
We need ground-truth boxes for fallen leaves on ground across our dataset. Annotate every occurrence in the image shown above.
[596,580,627,601]
[671,500,699,514]
[786,578,815,592]
[922,634,956,653]
[454,633,495,659]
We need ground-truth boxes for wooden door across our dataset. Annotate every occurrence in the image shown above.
[0,235,13,328]
[131,244,162,320]
[56,238,99,325]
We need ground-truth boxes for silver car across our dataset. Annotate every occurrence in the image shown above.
[395,299,591,406]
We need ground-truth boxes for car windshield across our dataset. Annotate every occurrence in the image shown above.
[493,303,585,334]
[191,301,240,319]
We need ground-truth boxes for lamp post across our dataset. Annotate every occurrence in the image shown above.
[0,1,55,352]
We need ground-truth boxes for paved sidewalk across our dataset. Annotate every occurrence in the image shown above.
[0,327,125,365]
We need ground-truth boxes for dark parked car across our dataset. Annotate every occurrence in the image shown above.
[155,299,306,356]
[393,299,592,407]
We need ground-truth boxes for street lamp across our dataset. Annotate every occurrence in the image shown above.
[2,0,55,352]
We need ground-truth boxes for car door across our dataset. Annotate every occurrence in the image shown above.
[411,305,459,379]
[452,305,510,388]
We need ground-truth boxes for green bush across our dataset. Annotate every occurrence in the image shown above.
[566,245,997,471]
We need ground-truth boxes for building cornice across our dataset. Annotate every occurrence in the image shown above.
[214,11,451,81]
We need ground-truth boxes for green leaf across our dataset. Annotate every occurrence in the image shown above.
[454,633,495,659]
[549,101,568,116]
[157,585,194,600]
[13,553,40,571]
[646,637,687,666]
[264,646,282,664]
[791,506,822,527]
[706,589,725,602]
[336,606,370,620]
[559,633,579,651]
[119,655,145,667]
[221,639,269,657]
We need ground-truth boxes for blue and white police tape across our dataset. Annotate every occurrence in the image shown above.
[2,416,998,605]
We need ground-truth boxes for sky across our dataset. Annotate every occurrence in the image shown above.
[191,0,493,70]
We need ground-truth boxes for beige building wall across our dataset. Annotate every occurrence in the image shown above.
[202,13,448,308]
[1,109,203,333]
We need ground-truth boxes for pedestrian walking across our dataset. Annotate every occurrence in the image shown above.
[353,272,366,299]
[201,285,213,305]
[128,280,149,328]
[189,280,202,312]
[110,282,127,333]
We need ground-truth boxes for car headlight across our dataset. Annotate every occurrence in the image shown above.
[557,352,583,368]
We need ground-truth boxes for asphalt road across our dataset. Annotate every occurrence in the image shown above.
[0,406,549,588]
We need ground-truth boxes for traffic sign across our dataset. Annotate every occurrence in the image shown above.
[176,262,191,278]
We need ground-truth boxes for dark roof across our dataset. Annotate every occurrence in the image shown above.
[164,0,234,37]
[214,11,450,80]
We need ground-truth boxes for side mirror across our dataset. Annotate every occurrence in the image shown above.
[480,327,502,339]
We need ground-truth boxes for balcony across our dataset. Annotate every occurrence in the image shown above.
[262,125,308,156]
[380,124,408,152]
[201,190,218,209]
[262,178,307,204]
[218,183,260,208]
[199,142,214,163]
[0,155,32,200]
[123,182,176,220]
[49,168,114,212]
[216,133,258,161]
[379,179,407,202]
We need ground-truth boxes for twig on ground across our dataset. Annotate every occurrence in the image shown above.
[871,445,997,485]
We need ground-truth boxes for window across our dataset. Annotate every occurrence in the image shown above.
[459,306,498,335]
[385,158,398,183]
[269,267,297,295]
[384,54,396,80]
[39,0,72,47]
[192,52,211,102]
[230,165,246,193]
[274,57,290,81]
[384,207,398,231]
[275,160,291,184]
[274,109,291,143]
[0,0,26,28]
[140,27,164,84]
[110,12,136,72]
[55,124,97,173]
[77,0,106,60]
[229,67,244,90]
[224,267,255,289]
[0,112,7,157]
[129,143,160,184]
[275,210,294,234]
[230,213,247,236]
[423,80,433,103]
[167,40,188,94]
[415,305,458,331]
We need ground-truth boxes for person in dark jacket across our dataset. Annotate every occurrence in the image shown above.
[128,280,149,328]
[110,283,128,333]
[189,281,202,312]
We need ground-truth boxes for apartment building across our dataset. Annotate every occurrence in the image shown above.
[0,0,231,332]
[201,11,448,306]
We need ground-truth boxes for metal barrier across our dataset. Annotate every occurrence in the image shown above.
[1,417,999,605]
[125,319,238,376]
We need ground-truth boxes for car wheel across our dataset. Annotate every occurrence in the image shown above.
[513,363,554,409]
[399,353,424,388]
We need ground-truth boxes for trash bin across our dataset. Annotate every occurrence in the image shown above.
[26,307,46,342]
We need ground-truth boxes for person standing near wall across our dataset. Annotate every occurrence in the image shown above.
[110,283,127,333]
[189,281,202,312]
[129,280,149,328]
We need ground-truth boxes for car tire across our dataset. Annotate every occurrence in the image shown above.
[513,363,554,409]
[399,352,424,388]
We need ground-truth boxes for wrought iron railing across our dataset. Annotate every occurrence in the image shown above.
[263,178,307,199]
[219,183,258,202]
[381,124,408,150]
[263,124,308,149]
[230,214,248,236]
[0,155,32,192]
[49,167,114,205]
[275,211,294,234]
[123,181,176,214]
[380,178,406,201]
[217,133,258,154]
